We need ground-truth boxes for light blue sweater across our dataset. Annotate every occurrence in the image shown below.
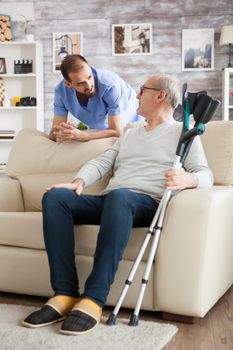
[75,117,213,201]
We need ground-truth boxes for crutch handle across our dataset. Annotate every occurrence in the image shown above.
[176,124,205,157]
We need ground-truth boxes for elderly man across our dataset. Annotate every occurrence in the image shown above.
[49,54,142,142]
[23,74,213,335]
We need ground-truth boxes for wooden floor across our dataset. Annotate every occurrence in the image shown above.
[0,285,233,350]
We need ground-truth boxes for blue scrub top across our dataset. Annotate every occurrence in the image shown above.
[54,67,142,129]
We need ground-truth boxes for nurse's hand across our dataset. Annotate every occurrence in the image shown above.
[50,124,64,142]
[53,122,91,142]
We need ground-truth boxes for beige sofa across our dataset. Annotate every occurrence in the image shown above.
[0,121,233,320]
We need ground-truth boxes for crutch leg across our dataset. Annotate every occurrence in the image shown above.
[106,198,165,325]
[106,227,154,325]
[128,189,172,326]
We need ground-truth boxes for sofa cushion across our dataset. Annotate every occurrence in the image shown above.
[74,225,151,261]
[201,121,233,185]
[6,128,115,178]
[19,172,111,211]
[0,212,150,261]
[0,212,44,249]
[19,173,75,211]
[0,178,24,212]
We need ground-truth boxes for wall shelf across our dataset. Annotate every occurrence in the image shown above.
[0,107,37,110]
[0,41,44,164]
[0,139,14,142]
[0,74,36,78]
[0,41,37,45]
[222,68,233,121]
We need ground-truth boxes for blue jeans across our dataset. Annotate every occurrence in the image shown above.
[42,188,158,307]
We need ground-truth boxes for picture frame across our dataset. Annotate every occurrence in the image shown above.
[0,14,13,42]
[182,28,214,71]
[0,58,6,74]
[52,32,83,73]
[112,23,152,56]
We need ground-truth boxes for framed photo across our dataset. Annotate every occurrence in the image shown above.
[0,14,13,42]
[0,58,6,74]
[53,32,83,73]
[182,29,214,71]
[112,23,152,56]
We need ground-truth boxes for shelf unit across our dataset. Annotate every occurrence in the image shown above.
[222,68,233,121]
[0,106,37,110]
[0,41,44,165]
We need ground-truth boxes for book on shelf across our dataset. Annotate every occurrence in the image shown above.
[0,162,6,172]
[0,130,15,133]
[0,130,15,139]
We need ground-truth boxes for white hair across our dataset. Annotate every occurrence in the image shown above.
[153,74,180,109]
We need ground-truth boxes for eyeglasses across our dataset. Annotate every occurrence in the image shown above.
[140,85,161,96]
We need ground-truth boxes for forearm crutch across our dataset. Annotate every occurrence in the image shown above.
[107,84,220,326]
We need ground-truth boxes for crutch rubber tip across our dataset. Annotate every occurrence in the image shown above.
[128,314,139,326]
[106,314,117,325]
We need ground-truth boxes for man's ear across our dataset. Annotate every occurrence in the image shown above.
[64,80,72,88]
[157,90,167,103]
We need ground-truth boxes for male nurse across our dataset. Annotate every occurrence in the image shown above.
[49,54,142,142]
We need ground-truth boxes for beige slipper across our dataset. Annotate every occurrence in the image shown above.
[60,299,102,335]
[22,298,65,328]
[22,296,79,328]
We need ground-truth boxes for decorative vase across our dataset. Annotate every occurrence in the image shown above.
[3,94,11,107]
[25,34,34,42]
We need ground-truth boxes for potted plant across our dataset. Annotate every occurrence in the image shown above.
[18,14,34,42]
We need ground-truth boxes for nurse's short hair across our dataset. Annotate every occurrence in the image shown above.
[60,54,89,81]
[154,74,180,109]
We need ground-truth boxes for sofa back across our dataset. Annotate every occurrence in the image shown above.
[6,128,115,177]
[5,121,233,211]
[201,121,233,186]
[6,129,115,210]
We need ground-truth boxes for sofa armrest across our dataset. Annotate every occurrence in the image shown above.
[0,178,24,211]
[154,186,233,317]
